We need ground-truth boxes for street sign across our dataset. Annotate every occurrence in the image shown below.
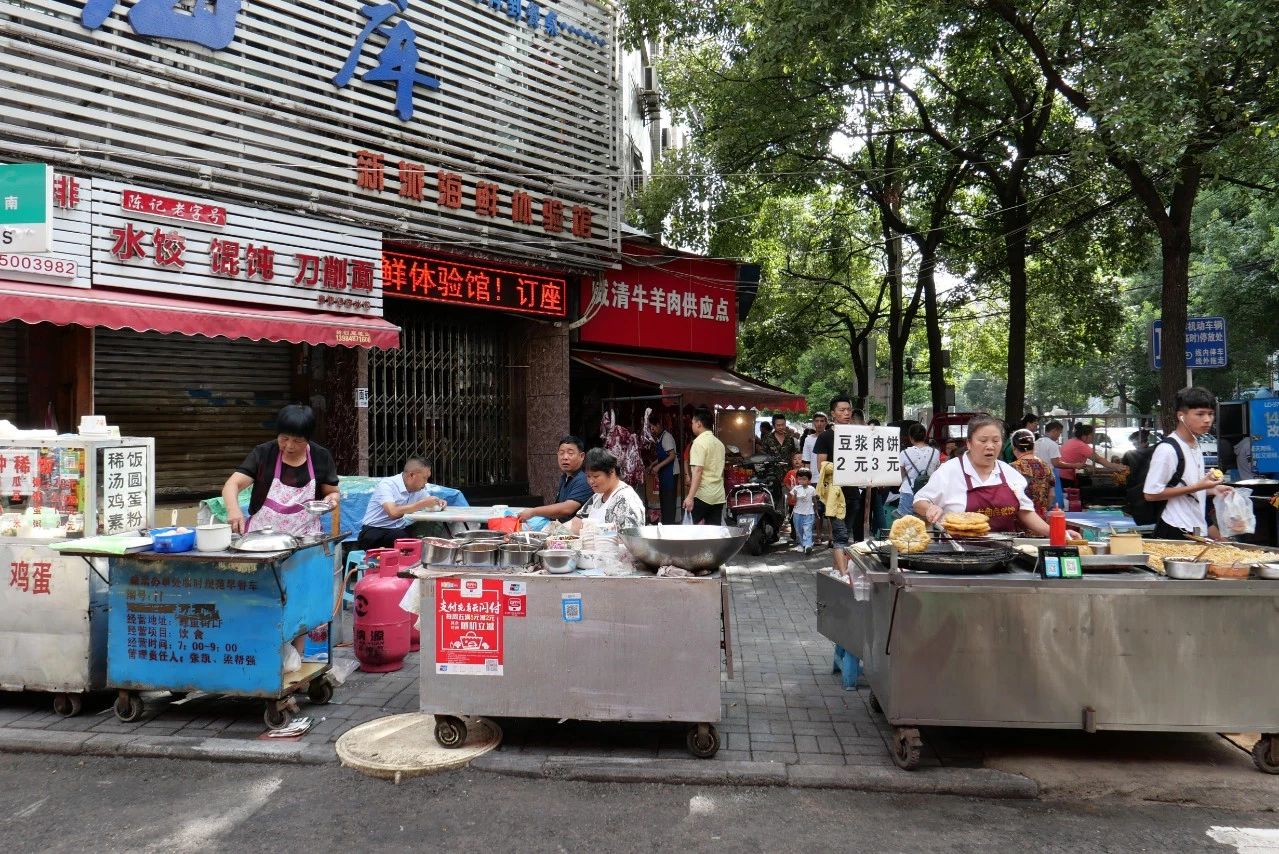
[0,163,53,254]
[1151,316,1227,370]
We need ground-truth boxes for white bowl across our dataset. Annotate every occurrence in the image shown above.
[195,523,233,552]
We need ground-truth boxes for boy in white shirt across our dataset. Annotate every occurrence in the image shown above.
[1142,387,1230,539]
[790,470,817,555]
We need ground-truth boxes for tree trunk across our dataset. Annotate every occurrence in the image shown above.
[1157,221,1193,432]
[883,210,904,421]
[1002,203,1030,423]
[921,252,946,417]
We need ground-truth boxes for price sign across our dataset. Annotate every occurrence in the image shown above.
[831,425,901,488]
[102,446,149,535]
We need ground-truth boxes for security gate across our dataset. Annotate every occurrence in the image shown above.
[369,306,515,487]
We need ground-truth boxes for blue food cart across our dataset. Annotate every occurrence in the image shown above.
[75,535,340,728]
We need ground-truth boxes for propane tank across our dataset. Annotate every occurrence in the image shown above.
[393,539,423,651]
[353,548,412,672]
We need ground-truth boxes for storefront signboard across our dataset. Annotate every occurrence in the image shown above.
[383,249,568,318]
[92,181,383,315]
[0,163,52,254]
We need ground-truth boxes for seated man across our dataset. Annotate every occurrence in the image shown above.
[517,435,593,524]
[357,457,446,550]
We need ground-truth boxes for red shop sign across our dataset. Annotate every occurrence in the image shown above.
[122,189,227,227]
[383,250,568,318]
[435,577,504,675]
[578,244,738,358]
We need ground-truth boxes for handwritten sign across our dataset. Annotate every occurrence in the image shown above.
[102,446,150,535]
[832,426,901,488]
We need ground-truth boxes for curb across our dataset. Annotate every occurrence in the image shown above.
[0,727,335,766]
[468,752,1039,799]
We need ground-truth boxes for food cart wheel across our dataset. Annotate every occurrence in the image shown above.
[264,702,294,730]
[685,723,720,759]
[52,693,83,718]
[890,726,923,771]
[1253,735,1279,774]
[306,677,334,705]
[868,692,883,715]
[434,715,467,748]
[113,692,144,723]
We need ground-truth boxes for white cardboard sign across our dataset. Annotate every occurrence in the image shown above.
[831,425,901,488]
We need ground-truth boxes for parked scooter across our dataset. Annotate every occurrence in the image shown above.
[726,454,783,556]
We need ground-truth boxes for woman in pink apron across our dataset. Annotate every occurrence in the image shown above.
[220,404,339,536]
[912,415,1064,539]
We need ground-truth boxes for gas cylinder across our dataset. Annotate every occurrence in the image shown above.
[394,539,423,651]
[353,548,412,672]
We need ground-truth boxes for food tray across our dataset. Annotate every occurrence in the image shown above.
[873,540,1016,574]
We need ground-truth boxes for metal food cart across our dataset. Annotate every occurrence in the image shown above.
[417,567,732,758]
[69,535,341,728]
[817,551,1279,773]
[0,436,155,716]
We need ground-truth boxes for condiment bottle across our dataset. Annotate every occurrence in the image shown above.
[1048,505,1067,546]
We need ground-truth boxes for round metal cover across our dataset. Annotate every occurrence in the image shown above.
[232,528,300,552]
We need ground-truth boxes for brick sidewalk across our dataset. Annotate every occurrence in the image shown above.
[0,549,906,768]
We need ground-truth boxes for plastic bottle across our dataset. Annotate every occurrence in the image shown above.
[1048,504,1067,546]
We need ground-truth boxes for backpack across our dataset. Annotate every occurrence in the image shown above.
[905,448,937,494]
[1125,438,1185,525]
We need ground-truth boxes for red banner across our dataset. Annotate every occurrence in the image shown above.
[383,249,568,318]
[435,577,504,675]
[578,244,738,357]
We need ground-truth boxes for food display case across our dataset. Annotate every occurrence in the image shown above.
[0,436,155,715]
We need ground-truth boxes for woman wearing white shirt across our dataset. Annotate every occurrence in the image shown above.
[898,422,940,514]
[569,448,647,533]
[913,415,1054,537]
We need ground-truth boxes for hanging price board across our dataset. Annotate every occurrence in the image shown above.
[831,425,901,488]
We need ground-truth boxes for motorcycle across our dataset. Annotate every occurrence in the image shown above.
[726,454,784,556]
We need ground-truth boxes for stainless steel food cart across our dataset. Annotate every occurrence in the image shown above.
[817,552,1279,773]
[417,567,732,757]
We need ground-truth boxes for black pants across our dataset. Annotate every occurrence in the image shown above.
[691,498,724,525]
[1153,520,1193,541]
[658,485,677,525]
[357,525,406,550]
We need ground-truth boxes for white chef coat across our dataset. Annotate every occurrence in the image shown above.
[912,455,1034,515]
[1143,433,1207,533]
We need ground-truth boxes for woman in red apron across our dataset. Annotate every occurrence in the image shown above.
[912,415,1059,538]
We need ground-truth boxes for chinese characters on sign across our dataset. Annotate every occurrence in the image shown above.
[831,426,901,488]
[8,559,53,595]
[80,0,242,50]
[1151,316,1228,370]
[0,451,37,497]
[354,150,597,241]
[333,0,441,122]
[121,573,261,667]
[123,189,226,226]
[436,577,504,675]
[599,279,730,323]
[382,250,568,318]
[102,446,149,535]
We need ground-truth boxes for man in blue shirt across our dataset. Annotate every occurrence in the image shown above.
[517,435,593,523]
[357,457,447,549]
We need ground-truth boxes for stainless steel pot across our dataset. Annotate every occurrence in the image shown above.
[455,530,504,544]
[1164,559,1209,580]
[460,542,499,566]
[232,527,300,552]
[421,537,461,565]
[498,543,539,568]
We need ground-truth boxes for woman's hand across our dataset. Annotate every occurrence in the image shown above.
[921,502,945,525]
[324,492,340,509]
[227,510,246,535]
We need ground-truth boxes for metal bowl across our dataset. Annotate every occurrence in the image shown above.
[421,537,461,565]
[460,542,499,566]
[498,543,540,568]
[1164,559,1209,580]
[1257,563,1279,580]
[455,529,505,544]
[539,549,579,574]
[507,531,549,547]
[620,525,748,573]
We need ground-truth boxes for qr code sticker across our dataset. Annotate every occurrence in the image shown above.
[485,659,499,673]
[564,603,581,620]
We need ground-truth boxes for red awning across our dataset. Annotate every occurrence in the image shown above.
[573,351,807,412]
[0,281,400,349]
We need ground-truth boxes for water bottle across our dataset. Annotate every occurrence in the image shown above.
[852,571,870,602]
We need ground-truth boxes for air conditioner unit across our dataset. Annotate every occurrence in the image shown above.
[641,64,658,93]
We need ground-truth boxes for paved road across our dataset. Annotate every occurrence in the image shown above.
[2,753,1276,853]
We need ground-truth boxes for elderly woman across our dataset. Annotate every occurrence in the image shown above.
[568,448,647,533]
[221,404,340,536]
[1010,428,1055,518]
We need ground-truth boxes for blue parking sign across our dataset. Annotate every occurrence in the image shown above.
[1151,316,1227,369]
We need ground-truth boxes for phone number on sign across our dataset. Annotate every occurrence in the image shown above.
[0,253,78,278]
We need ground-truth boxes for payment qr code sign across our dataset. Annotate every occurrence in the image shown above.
[562,592,583,623]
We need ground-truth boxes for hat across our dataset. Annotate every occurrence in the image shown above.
[1011,429,1035,452]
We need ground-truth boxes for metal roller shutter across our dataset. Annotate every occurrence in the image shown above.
[0,322,24,422]
[95,330,293,497]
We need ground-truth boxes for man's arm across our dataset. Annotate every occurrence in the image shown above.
[683,466,704,511]
[380,493,444,521]
[517,499,584,522]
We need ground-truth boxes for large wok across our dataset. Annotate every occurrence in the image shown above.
[621,525,748,573]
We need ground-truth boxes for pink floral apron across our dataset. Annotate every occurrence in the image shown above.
[246,447,322,537]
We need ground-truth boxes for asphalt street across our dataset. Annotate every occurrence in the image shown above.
[2,753,1277,853]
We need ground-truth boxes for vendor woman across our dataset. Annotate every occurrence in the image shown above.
[912,414,1056,537]
[567,448,647,534]
[221,404,340,536]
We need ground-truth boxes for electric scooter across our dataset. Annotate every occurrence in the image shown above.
[725,454,784,556]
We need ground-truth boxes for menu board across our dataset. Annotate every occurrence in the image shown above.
[102,446,149,535]
[831,425,902,488]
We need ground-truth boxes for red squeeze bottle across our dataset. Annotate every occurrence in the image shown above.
[1048,505,1067,546]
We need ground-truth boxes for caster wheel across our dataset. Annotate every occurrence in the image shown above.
[1253,736,1279,774]
[264,704,293,730]
[307,678,334,705]
[868,692,883,715]
[891,726,922,771]
[434,715,467,748]
[52,693,83,717]
[686,724,720,759]
[114,693,144,723]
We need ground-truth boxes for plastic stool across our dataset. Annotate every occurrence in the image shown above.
[342,549,366,608]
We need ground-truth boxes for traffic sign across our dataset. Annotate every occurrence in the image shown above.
[0,163,52,254]
[1151,316,1227,370]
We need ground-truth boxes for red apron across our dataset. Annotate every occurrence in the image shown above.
[963,458,1022,533]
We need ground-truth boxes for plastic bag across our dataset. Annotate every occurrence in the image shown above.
[1215,487,1255,536]
[683,510,695,525]
[281,642,302,674]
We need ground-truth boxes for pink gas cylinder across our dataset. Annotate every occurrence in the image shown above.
[353,548,412,672]
[394,539,423,651]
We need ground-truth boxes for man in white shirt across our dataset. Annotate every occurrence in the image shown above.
[801,413,828,468]
[1034,421,1064,468]
[357,457,446,549]
[1142,387,1229,539]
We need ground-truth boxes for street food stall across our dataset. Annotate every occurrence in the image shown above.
[817,535,1279,773]
[0,434,155,715]
[406,524,743,758]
